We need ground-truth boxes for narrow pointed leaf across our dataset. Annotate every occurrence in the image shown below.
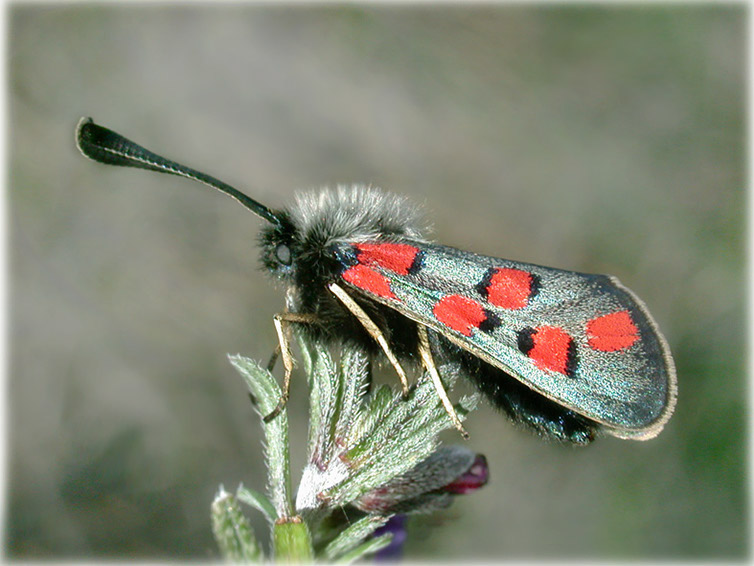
[212,487,263,562]
[322,514,390,561]
[335,534,394,564]
[237,485,277,525]
[229,354,293,519]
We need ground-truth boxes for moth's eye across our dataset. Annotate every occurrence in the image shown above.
[275,243,292,266]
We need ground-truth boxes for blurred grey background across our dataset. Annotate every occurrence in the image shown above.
[7,4,746,560]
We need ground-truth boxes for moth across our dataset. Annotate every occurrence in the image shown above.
[76,118,677,445]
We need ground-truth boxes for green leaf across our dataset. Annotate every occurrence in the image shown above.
[211,486,263,562]
[229,354,293,519]
[305,338,341,467]
[334,348,371,442]
[228,353,283,419]
[335,533,393,564]
[322,514,390,561]
[236,485,276,525]
[317,366,479,508]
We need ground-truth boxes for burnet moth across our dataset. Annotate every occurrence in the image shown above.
[76,117,677,445]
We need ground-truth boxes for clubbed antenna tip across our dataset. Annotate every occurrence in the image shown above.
[75,117,282,226]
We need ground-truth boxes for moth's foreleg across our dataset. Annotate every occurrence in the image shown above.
[417,325,469,439]
[327,282,410,397]
[263,312,318,423]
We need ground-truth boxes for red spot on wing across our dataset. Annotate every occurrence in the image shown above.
[521,326,575,375]
[355,243,420,275]
[587,310,639,352]
[485,268,536,309]
[342,264,396,300]
[433,295,487,337]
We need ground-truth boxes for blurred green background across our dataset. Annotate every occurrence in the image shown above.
[7,4,746,560]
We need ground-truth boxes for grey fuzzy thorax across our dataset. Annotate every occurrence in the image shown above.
[287,185,429,246]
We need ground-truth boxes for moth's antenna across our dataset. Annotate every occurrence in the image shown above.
[75,117,282,226]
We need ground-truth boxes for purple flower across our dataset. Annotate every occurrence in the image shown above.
[356,445,489,515]
[362,447,488,561]
[373,515,408,562]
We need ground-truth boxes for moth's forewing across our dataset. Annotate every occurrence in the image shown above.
[336,241,676,440]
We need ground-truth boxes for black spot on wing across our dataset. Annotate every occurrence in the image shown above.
[528,273,542,300]
[565,341,578,379]
[407,249,425,275]
[475,267,495,300]
[478,309,501,333]
[517,326,535,356]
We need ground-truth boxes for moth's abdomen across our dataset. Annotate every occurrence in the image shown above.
[438,336,597,445]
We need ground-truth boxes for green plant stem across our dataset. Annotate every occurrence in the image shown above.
[273,517,314,563]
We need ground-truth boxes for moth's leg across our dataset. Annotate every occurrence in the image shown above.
[327,282,410,397]
[417,325,469,439]
[263,312,318,423]
[266,344,281,372]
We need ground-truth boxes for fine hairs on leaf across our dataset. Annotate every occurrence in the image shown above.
[213,332,483,562]
[295,336,477,517]
[212,487,263,563]
[236,485,276,526]
[321,515,391,561]
[228,355,293,519]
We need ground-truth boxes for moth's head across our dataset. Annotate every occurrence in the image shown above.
[259,185,428,282]
[259,212,299,280]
